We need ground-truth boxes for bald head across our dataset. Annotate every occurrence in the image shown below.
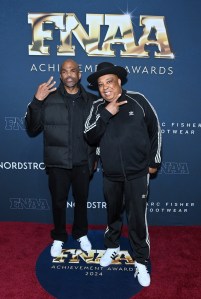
[60,59,81,94]
[60,59,79,74]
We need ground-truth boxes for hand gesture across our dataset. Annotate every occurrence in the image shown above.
[105,94,127,115]
[35,76,57,101]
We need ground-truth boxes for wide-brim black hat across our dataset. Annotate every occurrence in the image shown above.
[87,62,127,86]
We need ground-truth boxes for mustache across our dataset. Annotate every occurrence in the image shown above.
[65,77,74,80]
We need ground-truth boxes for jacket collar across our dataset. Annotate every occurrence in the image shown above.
[58,82,88,102]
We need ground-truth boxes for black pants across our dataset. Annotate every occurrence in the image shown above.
[103,175,150,264]
[48,165,90,242]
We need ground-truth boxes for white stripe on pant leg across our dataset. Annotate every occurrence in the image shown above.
[104,226,109,236]
[145,203,150,258]
[145,173,150,257]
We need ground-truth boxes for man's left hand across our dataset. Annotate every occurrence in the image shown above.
[149,167,157,174]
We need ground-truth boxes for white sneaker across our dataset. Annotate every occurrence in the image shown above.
[100,247,120,267]
[50,240,64,257]
[134,261,151,287]
[77,235,92,252]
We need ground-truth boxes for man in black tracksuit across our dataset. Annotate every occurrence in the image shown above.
[25,59,97,257]
[84,62,162,287]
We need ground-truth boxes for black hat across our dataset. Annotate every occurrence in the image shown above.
[87,62,127,86]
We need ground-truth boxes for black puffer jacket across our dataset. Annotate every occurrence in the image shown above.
[25,82,97,175]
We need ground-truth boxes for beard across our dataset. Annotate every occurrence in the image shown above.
[61,77,79,88]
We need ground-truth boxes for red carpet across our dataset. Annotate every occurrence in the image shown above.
[0,222,200,299]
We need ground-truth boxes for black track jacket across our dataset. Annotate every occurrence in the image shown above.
[25,82,97,175]
[84,90,162,180]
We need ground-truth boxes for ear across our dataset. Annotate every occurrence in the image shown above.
[118,78,121,86]
[78,71,81,80]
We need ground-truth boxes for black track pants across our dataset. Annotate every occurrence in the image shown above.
[103,175,150,264]
[48,165,90,242]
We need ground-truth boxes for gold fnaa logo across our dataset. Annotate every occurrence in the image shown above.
[28,13,174,58]
[52,249,134,265]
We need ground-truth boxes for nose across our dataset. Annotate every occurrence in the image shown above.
[102,82,110,90]
[66,71,72,76]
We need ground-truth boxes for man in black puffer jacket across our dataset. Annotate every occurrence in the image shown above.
[84,62,162,288]
[25,59,98,257]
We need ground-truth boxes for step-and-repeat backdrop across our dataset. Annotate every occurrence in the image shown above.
[0,0,200,225]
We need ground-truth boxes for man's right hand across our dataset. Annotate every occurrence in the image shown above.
[105,94,127,115]
[35,76,57,101]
